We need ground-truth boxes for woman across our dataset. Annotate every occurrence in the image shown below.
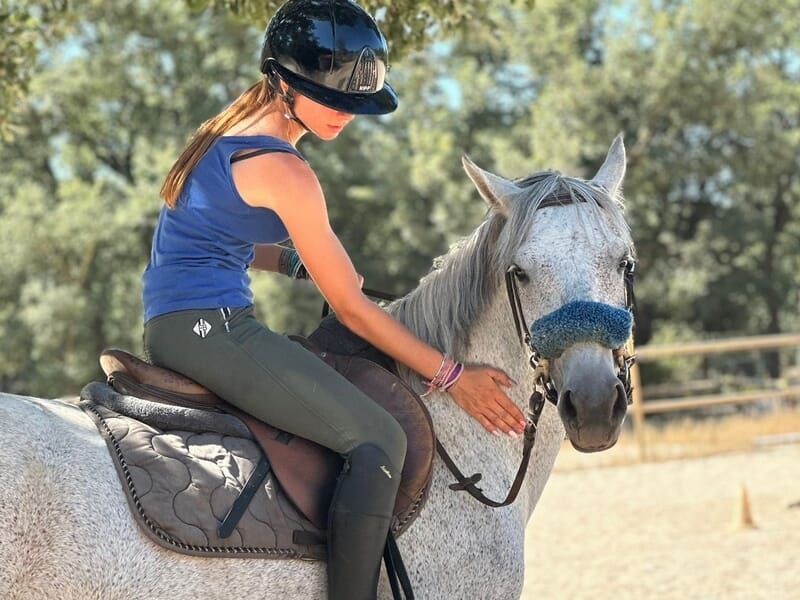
[142,1,525,598]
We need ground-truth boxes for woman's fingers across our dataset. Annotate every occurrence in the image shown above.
[475,414,497,434]
[481,371,525,432]
[474,402,521,436]
[487,367,516,388]
[487,400,525,434]
[450,368,525,436]
[460,400,501,435]
[482,398,524,435]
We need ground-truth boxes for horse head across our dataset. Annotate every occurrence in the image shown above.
[462,136,635,452]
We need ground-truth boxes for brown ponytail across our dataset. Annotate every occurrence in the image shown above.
[160,78,275,208]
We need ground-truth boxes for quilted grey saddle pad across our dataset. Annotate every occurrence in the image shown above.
[80,396,326,560]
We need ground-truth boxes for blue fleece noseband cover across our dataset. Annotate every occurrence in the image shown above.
[529,301,633,359]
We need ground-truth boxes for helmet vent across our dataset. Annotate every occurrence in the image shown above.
[348,48,379,93]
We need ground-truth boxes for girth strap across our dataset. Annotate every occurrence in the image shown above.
[218,456,272,538]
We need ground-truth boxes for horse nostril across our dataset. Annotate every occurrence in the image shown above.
[611,381,627,422]
[560,389,578,422]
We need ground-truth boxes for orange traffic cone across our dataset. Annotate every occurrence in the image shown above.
[733,483,756,530]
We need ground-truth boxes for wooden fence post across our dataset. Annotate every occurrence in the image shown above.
[630,362,646,461]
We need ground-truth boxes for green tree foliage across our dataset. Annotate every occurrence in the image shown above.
[0,1,261,394]
[186,0,537,59]
[0,0,74,139]
[514,0,800,377]
[1,0,797,395]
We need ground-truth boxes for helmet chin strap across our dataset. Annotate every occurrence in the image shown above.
[265,71,312,135]
[279,87,311,134]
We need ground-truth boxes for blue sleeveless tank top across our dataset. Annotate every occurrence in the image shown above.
[142,135,304,322]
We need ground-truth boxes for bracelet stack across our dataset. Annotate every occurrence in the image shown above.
[422,355,464,397]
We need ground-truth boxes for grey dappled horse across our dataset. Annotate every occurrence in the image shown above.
[0,136,634,599]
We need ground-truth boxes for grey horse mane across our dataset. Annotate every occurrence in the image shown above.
[388,170,630,371]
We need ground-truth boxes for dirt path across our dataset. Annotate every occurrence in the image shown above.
[523,444,800,600]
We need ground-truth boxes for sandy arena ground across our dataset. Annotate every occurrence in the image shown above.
[522,443,800,600]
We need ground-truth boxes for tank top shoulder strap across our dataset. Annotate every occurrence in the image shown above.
[230,147,286,164]
[218,135,305,164]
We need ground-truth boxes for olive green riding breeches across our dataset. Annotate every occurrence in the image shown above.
[143,306,407,465]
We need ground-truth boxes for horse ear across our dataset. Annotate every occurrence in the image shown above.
[592,134,626,198]
[462,155,518,216]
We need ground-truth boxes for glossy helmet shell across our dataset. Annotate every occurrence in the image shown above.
[260,0,398,115]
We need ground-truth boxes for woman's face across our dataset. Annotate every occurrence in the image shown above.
[292,93,355,141]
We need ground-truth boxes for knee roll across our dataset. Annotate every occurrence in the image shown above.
[336,443,402,517]
[354,414,407,471]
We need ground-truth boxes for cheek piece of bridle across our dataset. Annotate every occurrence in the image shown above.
[434,260,636,509]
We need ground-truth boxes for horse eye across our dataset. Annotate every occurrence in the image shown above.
[514,268,529,283]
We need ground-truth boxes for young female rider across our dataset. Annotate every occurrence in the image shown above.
[142,0,525,597]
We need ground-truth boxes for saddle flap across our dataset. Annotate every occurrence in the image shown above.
[289,336,435,534]
[100,348,221,408]
[225,405,341,531]
[80,396,326,560]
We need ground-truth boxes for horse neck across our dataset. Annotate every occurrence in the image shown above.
[462,287,534,397]
[396,277,557,503]
[439,296,565,527]
[393,268,533,415]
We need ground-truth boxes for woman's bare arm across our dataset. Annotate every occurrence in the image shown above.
[231,152,525,435]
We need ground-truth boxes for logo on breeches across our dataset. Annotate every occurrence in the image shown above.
[192,319,212,338]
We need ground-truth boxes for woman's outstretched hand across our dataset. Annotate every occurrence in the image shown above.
[447,365,526,437]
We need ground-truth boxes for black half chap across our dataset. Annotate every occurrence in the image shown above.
[144,306,407,600]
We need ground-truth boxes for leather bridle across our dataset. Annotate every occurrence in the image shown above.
[340,194,636,600]
[436,194,637,509]
[504,261,637,405]
[434,258,635,509]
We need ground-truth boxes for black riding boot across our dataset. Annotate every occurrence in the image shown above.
[327,443,402,600]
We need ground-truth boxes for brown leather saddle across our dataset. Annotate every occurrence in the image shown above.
[90,339,434,552]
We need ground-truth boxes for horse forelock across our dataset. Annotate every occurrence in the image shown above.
[389,169,632,378]
[509,171,631,251]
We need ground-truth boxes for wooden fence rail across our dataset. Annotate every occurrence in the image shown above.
[630,332,800,459]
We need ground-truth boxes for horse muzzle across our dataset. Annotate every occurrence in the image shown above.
[530,301,633,452]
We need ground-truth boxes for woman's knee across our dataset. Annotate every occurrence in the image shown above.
[354,413,407,469]
[384,417,407,467]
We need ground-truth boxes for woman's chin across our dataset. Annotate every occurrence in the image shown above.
[319,124,346,139]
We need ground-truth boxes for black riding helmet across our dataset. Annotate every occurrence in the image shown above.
[260,0,398,115]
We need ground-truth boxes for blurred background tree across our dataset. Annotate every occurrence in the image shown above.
[0,0,797,396]
[0,0,74,139]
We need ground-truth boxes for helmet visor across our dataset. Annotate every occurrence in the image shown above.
[273,61,398,115]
